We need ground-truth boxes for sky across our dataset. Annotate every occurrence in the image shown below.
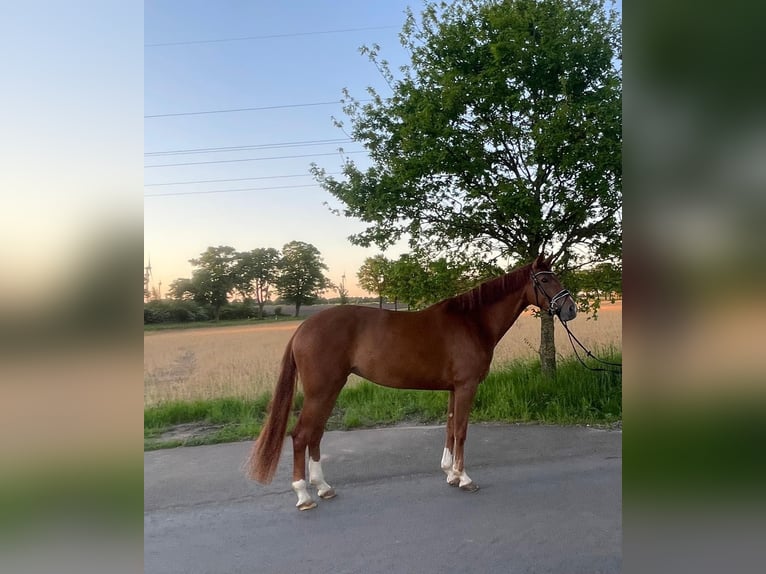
[145,0,622,299]
[144,1,418,297]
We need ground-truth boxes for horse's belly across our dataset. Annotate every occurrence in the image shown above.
[351,351,458,391]
[355,367,454,391]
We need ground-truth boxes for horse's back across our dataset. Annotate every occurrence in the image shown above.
[297,305,393,338]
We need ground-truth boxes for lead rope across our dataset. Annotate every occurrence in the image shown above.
[558,317,622,373]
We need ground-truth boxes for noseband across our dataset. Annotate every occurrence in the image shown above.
[531,271,571,316]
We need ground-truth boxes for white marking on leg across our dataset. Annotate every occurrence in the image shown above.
[309,458,335,499]
[440,447,453,474]
[291,479,315,510]
[449,463,475,487]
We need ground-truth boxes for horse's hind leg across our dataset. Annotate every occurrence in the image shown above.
[290,416,316,511]
[308,432,336,500]
[290,383,343,510]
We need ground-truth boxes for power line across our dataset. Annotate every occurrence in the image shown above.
[145,25,399,48]
[145,138,352,157]
[145,99,365,119]
[144,150,365,168]
[145,172,341,187]
[145,183,324,198]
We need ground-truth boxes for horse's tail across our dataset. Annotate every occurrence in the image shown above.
[245,334,298,484]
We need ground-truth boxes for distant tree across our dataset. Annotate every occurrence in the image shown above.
[384,254,428,309]
[188,245,237,321]
[357,255,391,308]
[569,262,622,307]
[275,241,332,317]
[422,258,476,303]
[382,254,473,310]
[168,277,196,301]
[233,247,280,319]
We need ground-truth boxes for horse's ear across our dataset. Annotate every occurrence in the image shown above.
[544,254,554,267]
[534,253,545,267]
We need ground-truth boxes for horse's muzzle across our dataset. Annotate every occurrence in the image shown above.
[548,289,577,321]
[556,299,577,321]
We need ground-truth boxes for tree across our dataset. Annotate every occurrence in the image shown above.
[188,245,237,321]
[233,247,280,319]
[382,253,476,310]
[168,277,195,301]
[313,0,621,375]
[275,241,331,317]
[357,255,391,308]
[421,257,477,304]
[384,254,429,309]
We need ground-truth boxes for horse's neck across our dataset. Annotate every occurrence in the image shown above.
[480,287,530,345]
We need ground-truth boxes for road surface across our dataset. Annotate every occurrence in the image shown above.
[145,424,621,573]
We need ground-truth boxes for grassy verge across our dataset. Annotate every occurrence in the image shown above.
[144,352,621,450]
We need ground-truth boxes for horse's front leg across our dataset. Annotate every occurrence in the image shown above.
[441,391,456,479]
[449,384,479,492]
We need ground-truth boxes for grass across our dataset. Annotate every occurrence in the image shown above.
[144,395,272,450]
[472,353,622,424]
[144,351,621,450]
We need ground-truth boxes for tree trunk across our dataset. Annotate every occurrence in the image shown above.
[294,300,301,317]
[539,312,557,377]
[214,305,221,322]
[257,302,265,320]
[378,294,383,309]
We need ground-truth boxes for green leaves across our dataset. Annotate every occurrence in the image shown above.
[233,247,280,315]
[275,241,331,315]
[185,246,238,320]
[382,253,479,310]
[316,0,621,269]
[356,254,391,303]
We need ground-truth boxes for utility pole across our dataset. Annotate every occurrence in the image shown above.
[144,258,153,302]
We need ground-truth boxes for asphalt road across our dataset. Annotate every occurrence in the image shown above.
[145,424,621,574]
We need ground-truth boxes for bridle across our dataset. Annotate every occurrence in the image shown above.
[531,269,622,372]
[531,270,571,316]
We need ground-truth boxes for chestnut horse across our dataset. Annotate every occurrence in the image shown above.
[246,254,576,510]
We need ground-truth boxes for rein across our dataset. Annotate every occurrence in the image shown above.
[558,317,622,373]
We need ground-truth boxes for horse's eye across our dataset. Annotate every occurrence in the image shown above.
[541,277,548,283]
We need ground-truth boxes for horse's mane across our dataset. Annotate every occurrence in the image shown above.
[443,262,533,313]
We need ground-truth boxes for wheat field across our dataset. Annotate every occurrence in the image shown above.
[144,302,621,406]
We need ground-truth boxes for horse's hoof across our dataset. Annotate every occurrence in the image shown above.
[459,482,480,493]
[447,476,460,487]
[318,488,336,500]
[296,500,317,511]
